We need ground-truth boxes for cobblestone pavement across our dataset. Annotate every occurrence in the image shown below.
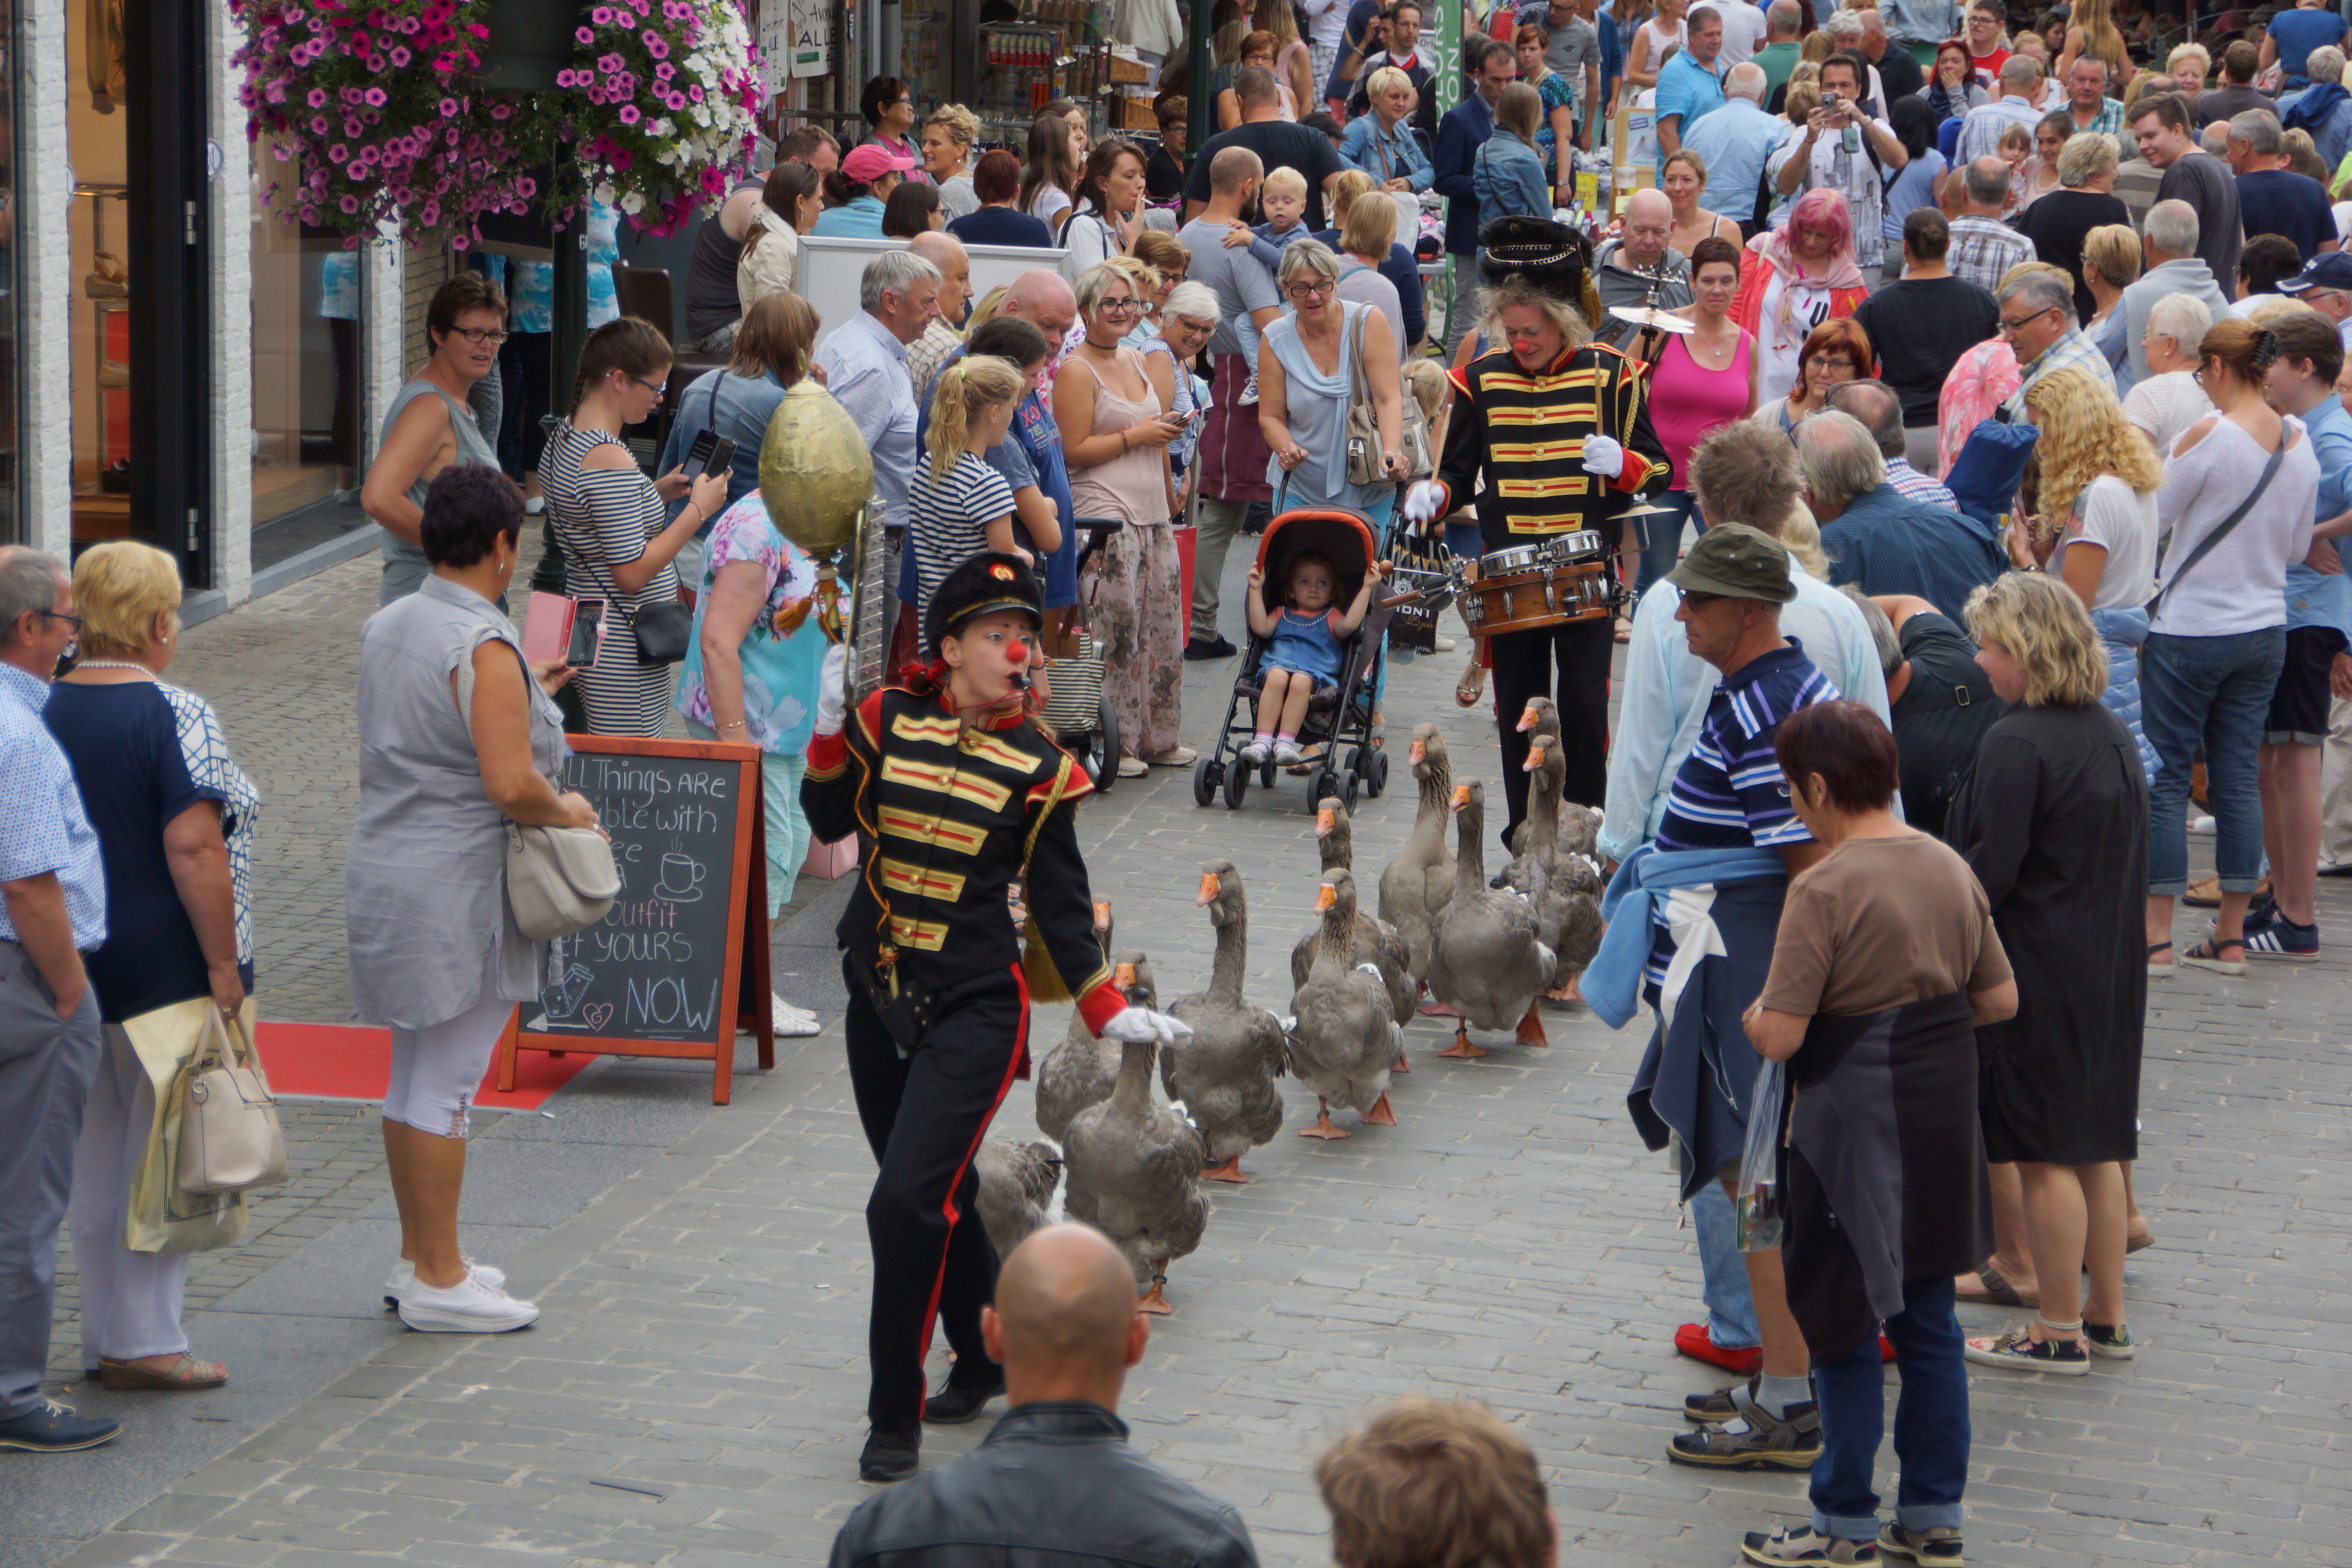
[11,547,2350,1568]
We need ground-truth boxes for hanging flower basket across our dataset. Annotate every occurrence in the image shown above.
[232,0,544,249]
[523,0,767,236]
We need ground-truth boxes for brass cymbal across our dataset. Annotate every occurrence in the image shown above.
[1614,500,1681,520]
[1608,305,1696,334]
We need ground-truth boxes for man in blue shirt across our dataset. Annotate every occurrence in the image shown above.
[1655,5,1729,171]
[1796,409,2006,621]
[1682,60,1781,219]
[2248,312,2352,959]
[1433,38,1518,355]
[0,548,117,1455]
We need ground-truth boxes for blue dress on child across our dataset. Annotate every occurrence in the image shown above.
[1265,607,1345,691]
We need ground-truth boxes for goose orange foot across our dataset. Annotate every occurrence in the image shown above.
[1437,1023,1488,1059]
[1416,999,1461,1017]
[1360,1091,1397,1126]
[1544,972,1585,1004]
[1298,1100,1353,1138]
[1392,1048,1412,1073]
[1138,1268,1174,1315]
[1200,1156,1251,1183]
[1515,1003,1549,1046]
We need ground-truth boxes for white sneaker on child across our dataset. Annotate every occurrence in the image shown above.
[1239,739,1270,764]
[1273,739,1305,766]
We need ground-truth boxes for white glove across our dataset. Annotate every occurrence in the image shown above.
[1403,479,1450,524]
[814,642,848,737]
[1100,1006,1196,1046]
[1579,434,1625,479]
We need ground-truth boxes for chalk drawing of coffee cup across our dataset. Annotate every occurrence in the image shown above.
[655,853,707,902]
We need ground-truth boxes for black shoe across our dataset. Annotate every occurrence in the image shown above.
[1183,635,1237,661]
[858,1424,921,1483]
[922,1370,1005,1425]
[0,1399,122,1453]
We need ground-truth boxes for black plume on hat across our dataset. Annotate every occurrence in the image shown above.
[924,550,1044,657]
[1478,216,1593,295]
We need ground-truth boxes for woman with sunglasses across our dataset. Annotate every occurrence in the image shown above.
[363,273,511,608]
[541,319,730,736]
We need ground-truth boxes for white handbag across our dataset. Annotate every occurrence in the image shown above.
[176,1009,289,1195]
[505,820,621,940]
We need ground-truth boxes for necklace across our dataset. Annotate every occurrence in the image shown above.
[71,659,154,678]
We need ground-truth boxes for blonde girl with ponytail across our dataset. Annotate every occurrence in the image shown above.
[907,354,1029,621]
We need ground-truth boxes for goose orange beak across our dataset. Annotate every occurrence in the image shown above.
[1516,705,1539,732]
[1523,741,1547,772]
[1315,808,1334,837]
[1408,739,1426,764]
[1093,900,1112,932]
[1315,883,1338,911]
[1197,871,1220,905]
[1451,784,1471,812]
[1114,961,1136,988]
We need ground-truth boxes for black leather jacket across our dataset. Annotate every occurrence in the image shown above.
[829,1402,1259,1568]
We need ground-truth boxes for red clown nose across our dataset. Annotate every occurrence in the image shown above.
[1007,639,1030,665]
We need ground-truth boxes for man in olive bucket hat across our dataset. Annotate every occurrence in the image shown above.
[1582,524,1847,1481]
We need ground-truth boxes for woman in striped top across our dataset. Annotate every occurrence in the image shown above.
[542,319,731,735]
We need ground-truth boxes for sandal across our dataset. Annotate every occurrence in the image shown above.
[2180,936,2247,975]
[98,1354,227,1392]
[1455,663,1487,708]
[1956,1260,2038,1308]
[2146,940,2173,978]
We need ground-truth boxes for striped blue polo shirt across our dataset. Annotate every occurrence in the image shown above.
[1648,639,1838,984]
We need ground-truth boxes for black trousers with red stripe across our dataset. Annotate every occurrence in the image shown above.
[843,958,1027,1431]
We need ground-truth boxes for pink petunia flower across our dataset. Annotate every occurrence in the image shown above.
[654,60,673,79]
[328,143,348,162]
[619,104,641,123]
[438,96,458,116]
[388,45,409,65]
[363,85,387,106]
[597,51,624,72]
[575,25,595,43]
[307,86,327,107]
[642,32,669,58]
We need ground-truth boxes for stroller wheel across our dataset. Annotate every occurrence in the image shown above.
[1261,759,1279,789]
[1365,746,1390,798]
[1192,752,1220,808]
[1089,696,1120,793]
[1304,769,1336,815]
[1223,752,1251,809]
[1342,768,1361,811]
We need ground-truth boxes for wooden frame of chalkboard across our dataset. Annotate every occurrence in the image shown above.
[497,735,776,1105]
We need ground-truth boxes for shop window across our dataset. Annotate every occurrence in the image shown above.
[66,0,128,543]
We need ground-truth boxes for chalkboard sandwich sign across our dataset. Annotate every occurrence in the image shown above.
[497,735,775,1104]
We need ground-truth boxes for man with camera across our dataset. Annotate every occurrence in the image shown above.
[1769,51,1909,272]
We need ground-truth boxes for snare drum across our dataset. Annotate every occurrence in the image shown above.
[1461,535,1614,635]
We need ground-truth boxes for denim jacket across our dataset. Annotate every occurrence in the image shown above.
[1340,113,1433,192]
[1472,133,1552,235]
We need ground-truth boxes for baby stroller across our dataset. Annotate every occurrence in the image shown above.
[1191,503,1396,814]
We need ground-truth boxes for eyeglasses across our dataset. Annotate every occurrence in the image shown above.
[1810,356,1860,374]
[1997,305,2059,336]
[40,609,84,633]
[1097,296,1144,315]
[450,327,510,345]
[626,372,667,397]
[1287,279,1338,299]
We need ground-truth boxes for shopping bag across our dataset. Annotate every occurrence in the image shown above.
[1735,1058,1787,1252]
[119,996,253,1255]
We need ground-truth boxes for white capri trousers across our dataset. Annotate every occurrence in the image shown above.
[383,994,514,1140]
[65,1026,192,1366]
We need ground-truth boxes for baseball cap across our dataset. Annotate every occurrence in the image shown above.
[842,142,918,183]
[2278,252,2352,296]
[1666,523,1797,604]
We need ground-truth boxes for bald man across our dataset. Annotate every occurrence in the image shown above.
[1592,188,1693,350]
[904,233,973,397]
[831,1226,1259,1564]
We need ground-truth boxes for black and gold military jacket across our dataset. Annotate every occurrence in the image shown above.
[1436,340,1671,556]
[802,686,1126,1041]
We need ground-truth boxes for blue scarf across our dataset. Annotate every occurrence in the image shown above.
[1586,843,1793,1028]
[2284,81,2350,135]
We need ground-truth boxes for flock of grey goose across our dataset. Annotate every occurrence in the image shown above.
[975,699,1608,1314]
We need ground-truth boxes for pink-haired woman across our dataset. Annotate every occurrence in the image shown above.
[1730,187,1871,407]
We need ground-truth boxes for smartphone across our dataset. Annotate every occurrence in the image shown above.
[567,598,606,669]
[702,437,736,479]
[686,429,717,470]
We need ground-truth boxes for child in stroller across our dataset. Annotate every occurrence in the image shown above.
[1238,547,1388,767]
